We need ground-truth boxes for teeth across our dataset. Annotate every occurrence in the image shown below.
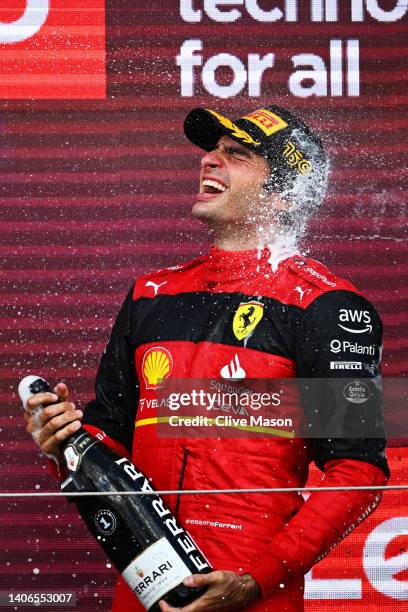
[202,179,226,192]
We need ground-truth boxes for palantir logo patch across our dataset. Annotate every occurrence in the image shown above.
[0,0,106,99]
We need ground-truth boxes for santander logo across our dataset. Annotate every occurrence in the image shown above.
[220,354,246,381]
[0,0,49,44]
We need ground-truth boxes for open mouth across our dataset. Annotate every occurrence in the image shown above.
[201,178,227,194]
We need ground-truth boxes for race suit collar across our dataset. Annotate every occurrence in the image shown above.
[207,240,299,283]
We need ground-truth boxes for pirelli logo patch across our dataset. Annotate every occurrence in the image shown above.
[243,109,288,136]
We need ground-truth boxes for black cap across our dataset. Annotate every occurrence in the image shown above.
[184,106,327,193]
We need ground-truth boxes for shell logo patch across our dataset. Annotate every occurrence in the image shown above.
[243,109,288,136]
[233,301,264,341]
[142,347,173,389]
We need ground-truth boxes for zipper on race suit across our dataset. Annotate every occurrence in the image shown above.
[175,447,190,517]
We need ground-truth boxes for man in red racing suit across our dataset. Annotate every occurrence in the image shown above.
[82,246,389,612]
[26,105,389,611]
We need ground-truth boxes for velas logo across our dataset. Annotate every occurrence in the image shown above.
[233,301,264,341]
[243,109,288,136]
[0,0,106,99]
[142,347,173,390]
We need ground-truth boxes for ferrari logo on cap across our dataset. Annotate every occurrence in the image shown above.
[233,301,264,341]
[243,109,288,136]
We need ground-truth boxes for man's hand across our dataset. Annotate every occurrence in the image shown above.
[159,571,261,611]
[24,382,83,458]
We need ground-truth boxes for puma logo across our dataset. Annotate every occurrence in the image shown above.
[145,280,167,296]
[295,286,311,301]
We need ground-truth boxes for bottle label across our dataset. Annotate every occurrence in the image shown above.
[115,458,212,573]
[122,537,192,609]
[63,432,99,472]
[64,446,81,472]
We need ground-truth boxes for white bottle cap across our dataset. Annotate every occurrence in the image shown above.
[18,375,47,411]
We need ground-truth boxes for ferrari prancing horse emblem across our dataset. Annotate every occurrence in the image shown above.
[233,301,264,341]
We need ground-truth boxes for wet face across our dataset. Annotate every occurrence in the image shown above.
[192,135,272,229]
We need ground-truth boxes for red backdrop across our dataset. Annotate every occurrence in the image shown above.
[0,1,407,609]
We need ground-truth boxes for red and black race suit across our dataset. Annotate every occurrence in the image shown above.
[83,246,389,612]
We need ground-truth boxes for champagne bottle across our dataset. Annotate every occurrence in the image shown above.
[19,376,212,611]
